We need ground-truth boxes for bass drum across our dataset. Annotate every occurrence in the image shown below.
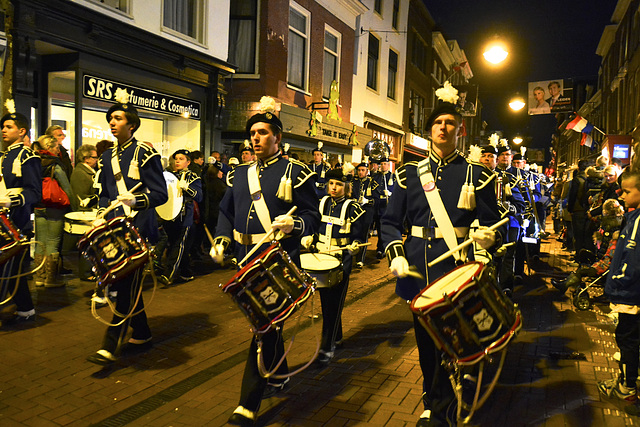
[156,171,183,221]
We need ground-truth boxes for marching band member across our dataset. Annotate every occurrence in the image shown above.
[512,151,542,272]
[0,101,41,325]
[310,141,331,198]
[301,167,365,365]
[481,142,525,294]
[240,140,254,164]
[211,97,320,426]
[86,90,167,365]
[156,149,203,286]
[373,156,395,258]
[351,160,377,268]
[381,82,504,427]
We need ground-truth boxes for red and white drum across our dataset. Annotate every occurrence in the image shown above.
[221,243,314,333]
[77,216,150,287]
[300,253,343,288]
[64,210,97,235]
[0,209,26,266]
[410,262,522,365]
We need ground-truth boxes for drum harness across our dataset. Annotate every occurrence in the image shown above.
[318,195,353,252]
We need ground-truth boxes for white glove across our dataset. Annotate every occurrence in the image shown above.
[301,236,314,250]
[178,180,189,190]
[385,190,392,197]
[272,214,294,234]
[92,218,107,228]
[469,226,496,250]
[360,196,369,205]
[209,244,225,264]
[0,196,11,208]
[346,241,360,254]
[389,256,410,278]
[116,192,136,207]
[79,197,90,208]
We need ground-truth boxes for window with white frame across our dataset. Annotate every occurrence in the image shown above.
[229,0,258,74]
[392,0,400,30]
[288,2,310,91]
[163,0,204,42]
[387,49,398,99]
[323,26,341,99]
[367,33,379,90]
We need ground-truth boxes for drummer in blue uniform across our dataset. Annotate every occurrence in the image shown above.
[86,89,168,365]
[301,166,365,365]
[156,149,203,286]
[372,153,395,258]
[210,96,320,426]
[381,82,504,427]
[351,160,377,268]
[310,141,331,198]
[0,101,41,325]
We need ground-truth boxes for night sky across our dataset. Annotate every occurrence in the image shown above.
[422,0,618,151]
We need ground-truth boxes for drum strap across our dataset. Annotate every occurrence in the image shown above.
[417,158,462,262]
[247,163,273,236]
[111,145,133,217]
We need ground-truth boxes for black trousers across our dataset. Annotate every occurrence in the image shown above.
[101,269,151,354]
[161,221,190,280]
[616,312,640,389]
[318,251,351,351]
[0,248,34,312]
[238,328,289,412]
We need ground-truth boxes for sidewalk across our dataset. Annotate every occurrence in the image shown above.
[0,233,635,426]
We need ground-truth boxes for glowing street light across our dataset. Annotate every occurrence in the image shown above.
[483,45,508,64]
[509,97,525,111]
[513,136,523,145]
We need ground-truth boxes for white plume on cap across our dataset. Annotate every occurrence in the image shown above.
[343,162,355,176]
[243,139,251,148]
[521,146,527,156]
[114,88,130,104]
[258,96,277,113]
[337,154,343,164]
[499,138,509,147]
[317,141,323,150]
[468,145,482,162]
[283,142,290,152]
[4,99,15,114]
[435,81,459,104]
[488,133,499,147]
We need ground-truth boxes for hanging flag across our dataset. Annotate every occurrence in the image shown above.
[566,114,594,134]
[581,132,593,148]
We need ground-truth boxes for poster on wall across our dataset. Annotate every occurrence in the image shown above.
[453,84,477,117]
[528,79,573,115]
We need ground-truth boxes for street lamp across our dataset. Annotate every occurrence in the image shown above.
[513,136,523,145]
[483,44,508,64]
[509,96,525,111]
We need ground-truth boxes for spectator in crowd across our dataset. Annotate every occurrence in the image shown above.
[45,125,72,179]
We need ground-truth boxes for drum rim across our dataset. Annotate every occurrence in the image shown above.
[78,215,139,246]
[410,261,483,312]
[300,252,341,271]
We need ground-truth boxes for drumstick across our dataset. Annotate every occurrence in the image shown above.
[427,217,509,268]
[238,206,298,266]
[96,182,143,220]
[203,224,215,246]
[317,242,371,254]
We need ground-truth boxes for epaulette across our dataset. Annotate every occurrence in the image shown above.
[290,158,308,169]
[394,163,414,190]
[138,142,161,167]
[349,200,366,222]
[19,146,39,163]
[465,157,485,168]
[226,167,236,187]
[294,162,316,188]
[186,170,201,183]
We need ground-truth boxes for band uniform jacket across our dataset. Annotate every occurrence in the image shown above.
[168,168,203,228]
[70,162,98,211]
[97,138,168,243]
[352,175,377,240]
[317,195,366,251]
[1,143,41,234]
[215,152,320,265]
[381,150,504,301]
[495,167,525,230]
[310,162,331,198]
[372,170,396,203]
[605,208,640,305]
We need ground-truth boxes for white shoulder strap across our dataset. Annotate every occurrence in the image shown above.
[247,163,272,234]
[111,148,132,216]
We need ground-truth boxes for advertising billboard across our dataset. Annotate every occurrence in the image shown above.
[527,79,573,115]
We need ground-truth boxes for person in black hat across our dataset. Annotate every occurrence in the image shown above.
[372,156,395,258]
[479,144,525,295]
[352,161,377,268]
[0,104,41,325]
[301,167,365,365]
[86,90,168,365]
[155,149,203,286]
[240,140,254,164]
[310,142,331,198]
[210,97,320,426]
[381,82,505,427]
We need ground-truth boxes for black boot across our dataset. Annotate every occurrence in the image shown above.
[551,273,580,293]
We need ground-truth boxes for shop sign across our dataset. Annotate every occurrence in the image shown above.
[83,74,201,120]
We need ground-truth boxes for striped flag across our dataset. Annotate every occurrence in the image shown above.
[566,114,594,134]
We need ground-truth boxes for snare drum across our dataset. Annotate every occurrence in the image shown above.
[64,211,97,235]
[0,210,26,266]
[410,262,522,365]
[300,253,343,288]
[221,243,314,333]
[77,216,150,287]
